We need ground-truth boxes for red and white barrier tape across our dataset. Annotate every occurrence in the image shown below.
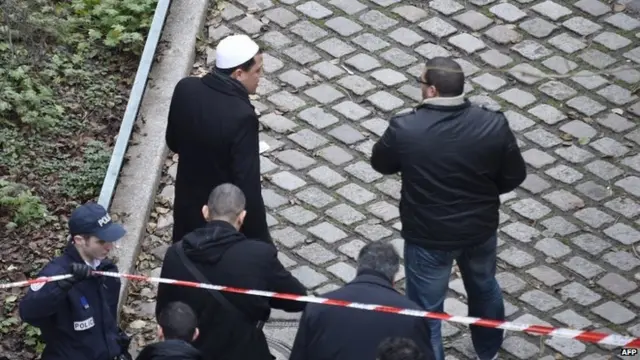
[2,271,639,348]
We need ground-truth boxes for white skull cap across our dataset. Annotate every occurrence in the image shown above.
[215,34,260,69]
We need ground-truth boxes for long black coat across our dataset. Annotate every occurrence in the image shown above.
[165,71,271,244]
[135,340,202,360]
[289,270,435,360]
[156,220,307,360]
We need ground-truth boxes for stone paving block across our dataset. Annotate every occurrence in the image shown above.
[317,145,354,166]
[546,163,583,184]
[278,252,297,269]
[521,148,556,168]
[370,69,407,86]
[541,56,577,75]
[419,17,458,38]
[559,120,596,140]
[592,301,636,325]
[327,262,357,283]
[566,96,606,116]
[290,21,329,42]
[453,10,493,31]
[496,272,527,294]
[325,203,366,226]
[262,53,284,73]
[359,10,398,31]
[528,104,566,124]
[279,69,314,88]
[484,25,522,45]
[509,64,546,85]
[448,33,486,54]
[563,256,605,279]
[355,223,392,241]
[543,190,584,211]
[295,186,336,208]
[471,73,506,91]
[298,106,339,129]
[392,5,428,22]
[544,337,586,358]
[575,181,609,200]
[593,31,632,51]
[304,84,345,104]
[336,183,376,205]
[325,16,363,37]
[367,201,399,221]
[604,197,640,219]
[317,38,356,58]
[538,81,577,101]
[220,2,244,20]
[574,207,615,228]
[519,17,557,38]
[279,205,318,225]
[275,149,316,170]
[563,16,602,36]
[291,265,328,288]
[504,110,535,132]
[344,161,382,183]
[548,32,587,54]
[520,174,551,194]
[429,0,464,15]
[295,243,338,265]
[499,88,537,108]
[367,91,404,112]
[380,48,418,68]
[570,70,609,90]
[524,128,562,148]
[571,233,611,255]
[489,3,527,22]
[338,239,366,259]
[387,28,423,47]
[510,198,551,220]
[519,289,563,311]
[624,47,640,64]
[580,49,617,70]
[500,222,541,243]
[273,227,307,248]
[283,45,322,66]
[590,137,630,158]
[531,0,573,21]
[351,33,390,52]
[598,84,638,106]
[597,113,635,133]
[555,146,595,164]
[498,247,535,268]
[234,15,265,34]
[526,265,566,286]
[511,40,553,60]
[307,221,349,243]
[479,49,514,68]
[329,0,367,14]
[597,272,638,296]
[344,53,381,72]
[288,128,329,150]
[604,13,640,31]
[615,176,640,198]
[502,336,541,359]
[328,124,365,145]
[534,238,570,258]
[270,171,307,191]
[264,7,299,27]
[559,281,602,306]
[414,43,451,60]
[337,75,376,95]
[604,222,640,245]
[540,216,579,236]
[307,165,346,188]
[296,1,333,19]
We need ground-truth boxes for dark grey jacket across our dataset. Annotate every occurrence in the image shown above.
[371,95,526,250]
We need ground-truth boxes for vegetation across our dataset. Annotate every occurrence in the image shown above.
[0,0,157,357]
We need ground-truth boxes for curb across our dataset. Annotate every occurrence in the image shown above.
[108,0,210,317]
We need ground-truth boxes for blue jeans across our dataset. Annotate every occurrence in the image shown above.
[404,235,504,360]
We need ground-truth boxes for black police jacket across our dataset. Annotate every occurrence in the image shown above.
[371,96,527,250]
[156,220,307,360]
[19,244,125,360]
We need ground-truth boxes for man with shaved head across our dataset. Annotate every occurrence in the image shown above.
[156,183,307,360]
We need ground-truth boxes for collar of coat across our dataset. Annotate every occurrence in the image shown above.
[352,269,395,288]
[421,94,466,107]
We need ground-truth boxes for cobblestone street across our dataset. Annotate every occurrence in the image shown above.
[124,0,640,359]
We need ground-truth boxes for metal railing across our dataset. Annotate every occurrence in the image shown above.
[97,0,172,209]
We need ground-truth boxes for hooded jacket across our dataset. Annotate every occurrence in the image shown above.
[165,71,271,244]
[156,221,307,360]
[136,340,202,360]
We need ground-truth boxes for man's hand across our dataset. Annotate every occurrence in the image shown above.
[57,263,94,291]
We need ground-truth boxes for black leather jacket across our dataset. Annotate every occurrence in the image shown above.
[371,95,526,250]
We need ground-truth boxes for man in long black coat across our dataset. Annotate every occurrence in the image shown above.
[165,34,271,244]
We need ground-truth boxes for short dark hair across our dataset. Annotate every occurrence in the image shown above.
[424,57,465,97]
[157,302,197,342]
[357,242,399,281]
[215,48,263,75]
[377,337,424,360]
[207,183,246,220]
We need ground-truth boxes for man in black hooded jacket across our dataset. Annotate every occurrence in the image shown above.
[136,302,201,360]
[165,34,271,244]
[156,183,307,360]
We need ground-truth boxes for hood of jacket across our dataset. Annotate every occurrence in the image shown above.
[201,70,253,107]
[137,340,202,360]
[181,220,246,264]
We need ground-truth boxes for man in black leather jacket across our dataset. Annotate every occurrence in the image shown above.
[371,57,526,360]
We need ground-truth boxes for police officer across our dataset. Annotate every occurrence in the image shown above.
[19,202,132,360]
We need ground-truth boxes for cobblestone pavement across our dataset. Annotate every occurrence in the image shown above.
[122,0,640,359]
